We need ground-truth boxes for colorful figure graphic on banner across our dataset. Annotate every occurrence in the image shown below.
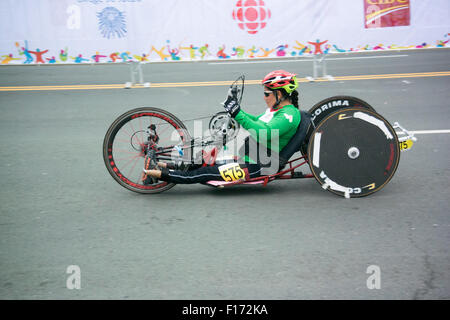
[189,45,198,60]
[150,46,170,61]
[217,45,230,59]
[332,44,347,53]
[1,54,21,64]
[372,44,385,50]
[120,51,133,62]
[276,44,288,57]
[290,48,305,56]
[92,51,107,63]
[19,41,34,64]
[133,53,149,62]
[257,47,275,58]
[166,41,181,61]
[436,39,449,47]
[28,48,49,63]
[415,43,429,49]
[97,7,127,39]
[231,46,245,58]
[109,52,120,62]
[360,45,372,51]
[323,44,331,54]
[246,46,258,58]
[291,41,309,56]
[70,54,89,63]
[180,45,198,60]
[14,42,23,59]
[308,39,328,55]
[199,44,211,59]
[388,44,414,50]
[60,48,68,62]
[46,56,57,64]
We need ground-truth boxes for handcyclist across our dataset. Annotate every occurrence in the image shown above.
[142,70,302,184]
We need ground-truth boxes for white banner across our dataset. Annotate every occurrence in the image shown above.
[0,0,448,64]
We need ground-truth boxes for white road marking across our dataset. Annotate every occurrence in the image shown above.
[208,54,409,65]
[408,130,450,135]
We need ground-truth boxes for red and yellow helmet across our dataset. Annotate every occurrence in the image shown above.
[262,70,298,94]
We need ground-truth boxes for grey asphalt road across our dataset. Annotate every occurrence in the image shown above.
[0,49,449,300]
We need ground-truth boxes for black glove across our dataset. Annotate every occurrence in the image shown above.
[223,96,240,118]
[223,88,240,118]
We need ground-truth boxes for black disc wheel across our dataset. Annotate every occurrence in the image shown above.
[308,95,376,127]
[307,108,400,198]
[301,96,376,156]
[103,107,191,194]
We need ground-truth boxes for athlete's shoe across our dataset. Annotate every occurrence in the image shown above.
[142,151,160,185]
[164,160,186,170]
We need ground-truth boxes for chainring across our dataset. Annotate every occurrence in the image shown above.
[208,111,240,142]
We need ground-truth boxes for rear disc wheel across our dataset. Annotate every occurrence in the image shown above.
[307,108,400,198]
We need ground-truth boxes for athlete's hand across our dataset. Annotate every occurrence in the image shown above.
[223,95,240,118]
[223,86,241,117]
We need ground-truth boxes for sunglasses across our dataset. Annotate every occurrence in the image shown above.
[263,91,273,97]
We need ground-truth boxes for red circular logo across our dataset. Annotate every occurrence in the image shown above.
[232,0,271,35]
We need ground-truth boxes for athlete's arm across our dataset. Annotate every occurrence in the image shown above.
[235,109,259,122]
[235,109,298,144]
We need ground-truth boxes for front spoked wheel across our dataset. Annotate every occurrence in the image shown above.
[103,107,191,194]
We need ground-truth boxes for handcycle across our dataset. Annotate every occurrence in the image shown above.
[103,75,416,198]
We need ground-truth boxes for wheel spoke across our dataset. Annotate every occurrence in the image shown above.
[113,147,141,155]
[127,153,142,184]
[118,153,142,171]
[128,120,143,147]
[113,154,143,162]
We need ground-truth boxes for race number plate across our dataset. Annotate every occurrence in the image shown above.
[218,163,246,182]
[399,139,413,151]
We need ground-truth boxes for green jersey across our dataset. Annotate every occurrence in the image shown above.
[234,104,301,163]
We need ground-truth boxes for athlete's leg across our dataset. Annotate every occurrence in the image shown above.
[154,163,262,184]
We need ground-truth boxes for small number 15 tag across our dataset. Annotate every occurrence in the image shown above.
[399,139,413,151]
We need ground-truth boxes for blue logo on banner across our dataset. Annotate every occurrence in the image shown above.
[97,7,127,39]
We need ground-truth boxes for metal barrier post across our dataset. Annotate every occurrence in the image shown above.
[124,61,150,88]
[307,53,334,82]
